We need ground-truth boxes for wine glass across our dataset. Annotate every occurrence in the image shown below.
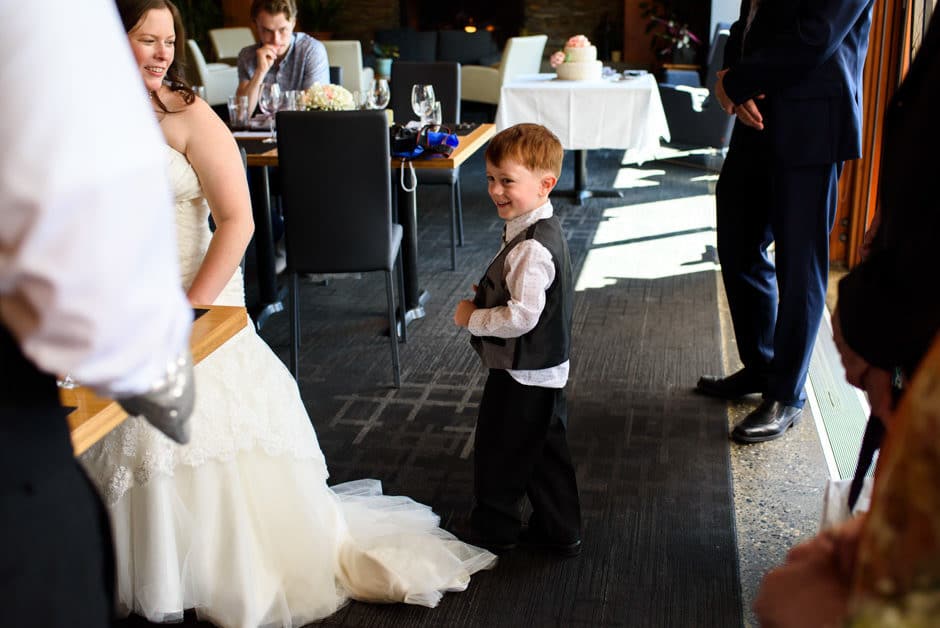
[258,83,282,143]
[411,84,435,124]
[370,78,390,110]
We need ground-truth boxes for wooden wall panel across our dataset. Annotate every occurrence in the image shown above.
[831,0,906,268]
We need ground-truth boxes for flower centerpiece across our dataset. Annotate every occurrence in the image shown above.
[639,1,701,64]
[304,82,355,111]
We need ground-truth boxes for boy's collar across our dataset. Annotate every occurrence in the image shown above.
[504,200,553,243]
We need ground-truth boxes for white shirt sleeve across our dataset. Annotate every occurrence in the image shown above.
[467,239,556,338]
[0,0,192,396]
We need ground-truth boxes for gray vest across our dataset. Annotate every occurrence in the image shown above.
[470,216,573,370]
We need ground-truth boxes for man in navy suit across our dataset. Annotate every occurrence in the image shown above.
[696,0,875,442]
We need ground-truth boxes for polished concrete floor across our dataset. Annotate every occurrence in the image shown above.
[721,268,851,626]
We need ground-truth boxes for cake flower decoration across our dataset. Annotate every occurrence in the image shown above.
[566,35,591,48]
[550,51,566,68]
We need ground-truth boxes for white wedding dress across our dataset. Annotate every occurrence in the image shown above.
[80,146,496,628]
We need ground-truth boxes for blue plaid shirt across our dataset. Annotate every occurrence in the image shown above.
[236,32,328,90]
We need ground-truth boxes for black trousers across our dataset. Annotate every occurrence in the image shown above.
[1,410,115,628]
[471,369,581,543]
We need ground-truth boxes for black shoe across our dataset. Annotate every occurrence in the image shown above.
[468,537,517,554]
[519,527,582,558]
[696,369,764,399]
[731,400,802,443]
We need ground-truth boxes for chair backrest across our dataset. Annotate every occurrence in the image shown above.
[375,28,437,62]
[389,62,460,124]
[276,110,395,273]
[322,40,365,93]
[329,65,343,85]
[704,24,732,92]
[208,27,255,61]
[437,30,500,66]
[498,35,548,87]
[186,39,210,86]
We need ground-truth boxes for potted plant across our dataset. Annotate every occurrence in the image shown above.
[371,42,399,79]
[298,0,344,40]
[639,0,701,65]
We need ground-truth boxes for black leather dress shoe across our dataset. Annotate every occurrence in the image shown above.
[696,369,764,399]
[519,528,582,558]
[731,400,802,443]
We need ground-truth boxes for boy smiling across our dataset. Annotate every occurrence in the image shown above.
[454,123,582,556]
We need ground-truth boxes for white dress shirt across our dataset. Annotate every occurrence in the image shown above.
[468,201,570,388]
[0,0,192,396]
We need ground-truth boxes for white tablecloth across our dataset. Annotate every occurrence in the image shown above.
[495,73,670,162]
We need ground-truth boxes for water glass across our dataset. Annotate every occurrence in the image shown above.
[258,83,282,143]
[370,78,390,110]
[411,84,435,124]
[227,95,250,129]
[280,90,295,111]
[428,101,442,126]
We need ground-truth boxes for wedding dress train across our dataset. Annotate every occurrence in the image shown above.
[80,146,495,628]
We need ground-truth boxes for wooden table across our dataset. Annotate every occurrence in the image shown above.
[61,305,247,455]
[238,122,495,327]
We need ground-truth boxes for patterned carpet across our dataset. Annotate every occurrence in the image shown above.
[122,147,743,627]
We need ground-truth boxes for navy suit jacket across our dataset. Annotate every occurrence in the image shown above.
[722,0,874,166]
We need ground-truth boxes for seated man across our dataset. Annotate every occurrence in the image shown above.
[236,0,328,115]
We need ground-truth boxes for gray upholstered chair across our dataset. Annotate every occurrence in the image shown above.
[276,110,405,388]
[389,61,463,270]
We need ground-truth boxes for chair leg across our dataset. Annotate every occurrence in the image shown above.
[396,250,407,344]
[289,272,300,379]
[385,270,402,388]
[449,181,457,271]
[455,177,464,246]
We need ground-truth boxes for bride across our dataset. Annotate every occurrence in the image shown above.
[80,1,496,626]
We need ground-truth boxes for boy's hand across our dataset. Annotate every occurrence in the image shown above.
[454,299,477,327]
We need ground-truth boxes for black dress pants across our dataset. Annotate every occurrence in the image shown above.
[1,411,115,628]
[471,369,581,544]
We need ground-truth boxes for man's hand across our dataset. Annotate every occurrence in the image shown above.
[714,69,735,113]
[734,97,765,130]
[715,69,766,130]
[255,44,278,77]
[454,298,477,328]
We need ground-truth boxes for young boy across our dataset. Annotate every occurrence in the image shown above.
[454,123,582,557]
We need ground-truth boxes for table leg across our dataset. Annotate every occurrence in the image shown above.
[395,170,428,325]
[246,165,284,330]
[554,150,625,206]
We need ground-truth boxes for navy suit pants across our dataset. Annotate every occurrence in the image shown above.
[716,143,841,407]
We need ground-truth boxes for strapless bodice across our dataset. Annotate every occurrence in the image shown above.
[165,146,244,307]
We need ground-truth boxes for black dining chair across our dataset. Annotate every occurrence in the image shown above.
[276,109,406,388]
[329,65,343,86]
[389,61,463,270]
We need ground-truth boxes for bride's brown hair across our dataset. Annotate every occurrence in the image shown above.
[115,0,195,111]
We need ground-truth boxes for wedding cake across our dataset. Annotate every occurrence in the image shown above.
[552,35,603,81]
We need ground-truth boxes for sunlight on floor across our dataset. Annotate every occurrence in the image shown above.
[612,166,666,189]
[574,194,719,290]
